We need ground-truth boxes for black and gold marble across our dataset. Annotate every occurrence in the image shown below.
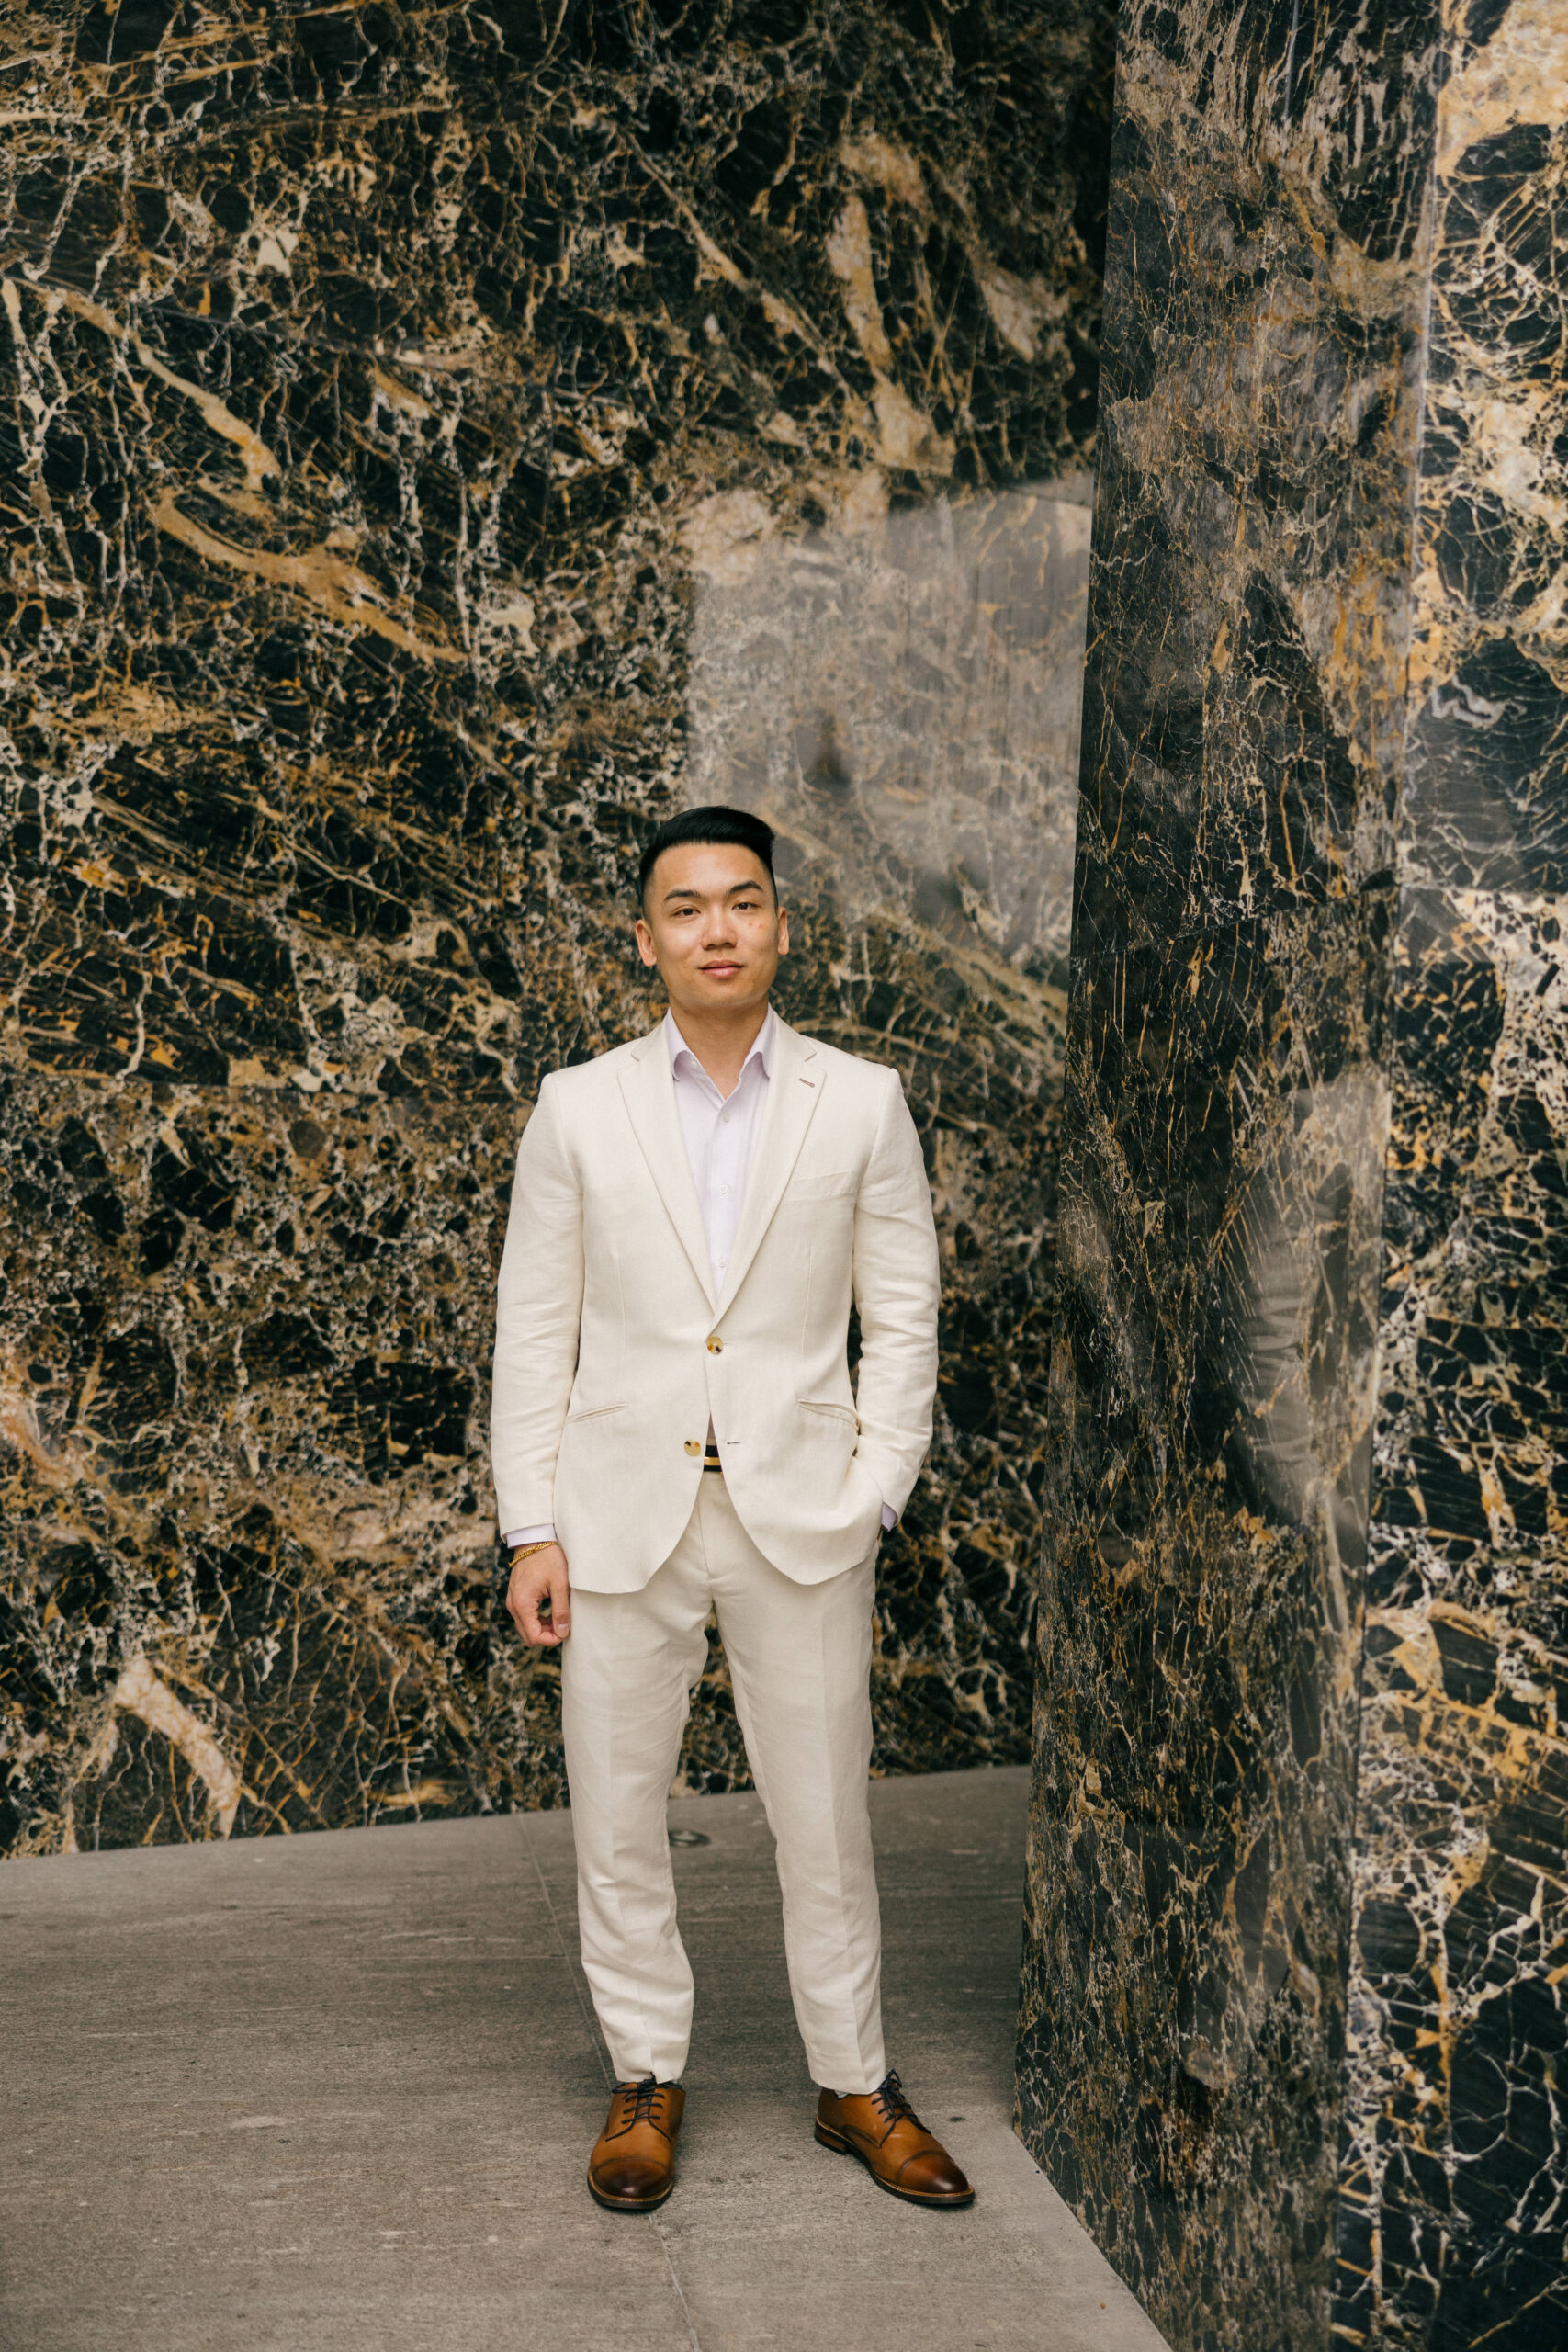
[1335,11,1568,2335]
[0,3,1114,1851]
[1022,888,1392,2352]
[1016,2,1568,2348]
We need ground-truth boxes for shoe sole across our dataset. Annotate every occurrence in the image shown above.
[814,2120,976,2207]
[586,2167,675,2213]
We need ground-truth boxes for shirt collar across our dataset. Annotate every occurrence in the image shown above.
[664,1004,775,1085]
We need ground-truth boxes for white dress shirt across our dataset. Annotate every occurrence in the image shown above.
[666,1002,774,1295]
[505,1005,895,1545]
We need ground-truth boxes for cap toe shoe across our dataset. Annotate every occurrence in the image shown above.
[815,2075,974,2208]
[587,2079,686,2212]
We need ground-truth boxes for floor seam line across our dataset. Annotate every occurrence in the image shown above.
[523,1816,704,2352]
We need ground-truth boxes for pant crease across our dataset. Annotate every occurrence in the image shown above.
[565,1479,882,2098]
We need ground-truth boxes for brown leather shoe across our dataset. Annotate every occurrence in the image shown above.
[816,2071,974,2207]
[587,2076,685,2212]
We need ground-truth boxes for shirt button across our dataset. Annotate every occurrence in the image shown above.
[684,1440,701,1456]
[706,1336,723,1353]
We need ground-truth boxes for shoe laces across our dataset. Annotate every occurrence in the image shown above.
[870,2069,919,2131]
[620,2075,663,2129]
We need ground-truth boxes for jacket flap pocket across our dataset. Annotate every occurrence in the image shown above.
[789,1170,859,1201]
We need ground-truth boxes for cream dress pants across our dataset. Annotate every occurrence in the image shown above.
[560,1472,886,2094]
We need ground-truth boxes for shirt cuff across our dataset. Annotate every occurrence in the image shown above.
[880,1503,897,1532]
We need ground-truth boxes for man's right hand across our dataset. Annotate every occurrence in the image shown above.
[506,1542,572,1645]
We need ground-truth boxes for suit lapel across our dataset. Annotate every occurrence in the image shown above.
[718,1018,823,1313]
[616,1025,717,1310]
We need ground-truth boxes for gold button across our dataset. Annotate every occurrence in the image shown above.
[706,1335,723,1353]
[684,1440,701,1456]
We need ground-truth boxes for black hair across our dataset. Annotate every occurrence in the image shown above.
[637,804,778,905]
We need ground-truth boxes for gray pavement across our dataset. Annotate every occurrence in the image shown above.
[1,1764,1166,2352]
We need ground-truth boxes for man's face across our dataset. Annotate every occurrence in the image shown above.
[635,843,788,1015]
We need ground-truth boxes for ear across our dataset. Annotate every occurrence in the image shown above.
[776,906,790,956]
[634,916,660,969]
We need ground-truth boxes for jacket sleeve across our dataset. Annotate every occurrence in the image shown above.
[850,1066,941,1520]
[490,1073,584,1538]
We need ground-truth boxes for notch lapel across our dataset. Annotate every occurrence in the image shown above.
[718,1020,823,1313]
[616,1026,717,1311]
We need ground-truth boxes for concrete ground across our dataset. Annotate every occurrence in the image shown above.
[2,1764,1166,2352]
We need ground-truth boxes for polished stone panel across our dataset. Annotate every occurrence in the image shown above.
[1018,1,1568,2347]
[1338,890,1568,2352]
[1333,6,1568,2336]
[0,3,1115,1851]
[685,485,1090,1785]
[1020,892,1391,2352]
[689,482,1090,973]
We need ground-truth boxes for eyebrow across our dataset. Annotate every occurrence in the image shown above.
[660,882,764,903]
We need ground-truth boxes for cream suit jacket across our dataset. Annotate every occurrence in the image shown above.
[491,1014,941,1593]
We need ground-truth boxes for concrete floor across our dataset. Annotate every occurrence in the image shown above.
[2,1764,1166,2352]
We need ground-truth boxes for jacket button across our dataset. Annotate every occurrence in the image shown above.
[706,1335,723,1353]
[684,1440,701,1456]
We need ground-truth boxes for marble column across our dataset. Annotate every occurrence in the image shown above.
[1015,3,1567,2349]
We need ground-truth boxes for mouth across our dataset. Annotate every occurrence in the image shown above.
[700,961,742,978]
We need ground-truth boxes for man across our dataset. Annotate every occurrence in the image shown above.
[491,804,971,2213]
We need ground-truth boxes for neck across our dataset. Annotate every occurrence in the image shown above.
[668,998,771,1099]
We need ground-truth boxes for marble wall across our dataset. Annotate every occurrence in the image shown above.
[1016,3,1568,2349]
[1340,9,1568,2338]
[0,1,1114,1851]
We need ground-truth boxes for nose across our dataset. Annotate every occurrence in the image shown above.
[702,908,736,948]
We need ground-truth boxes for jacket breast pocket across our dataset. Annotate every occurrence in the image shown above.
[789,1170,859,1203]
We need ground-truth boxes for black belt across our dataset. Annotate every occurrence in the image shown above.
[703,1443,723,1474]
